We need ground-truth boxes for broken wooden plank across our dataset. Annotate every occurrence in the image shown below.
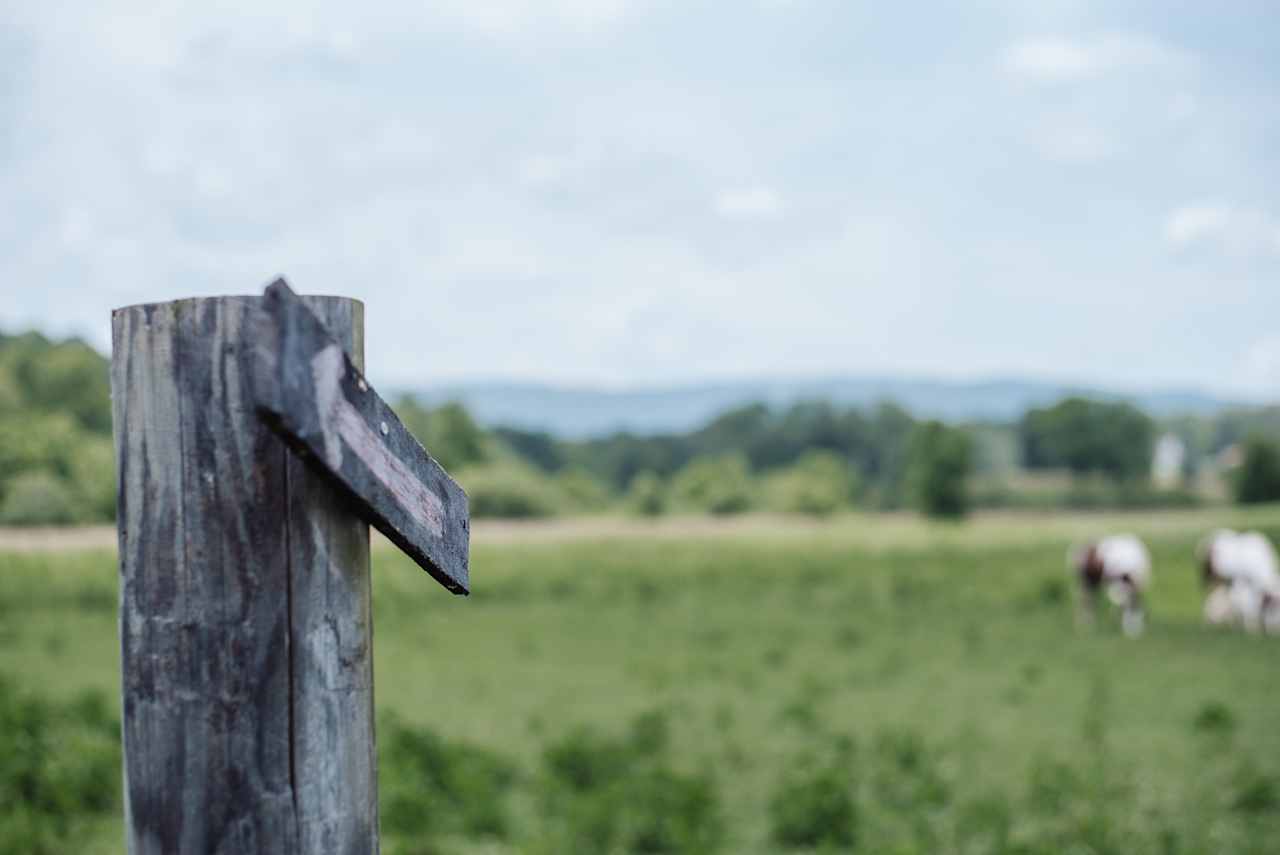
[252,279,470,595]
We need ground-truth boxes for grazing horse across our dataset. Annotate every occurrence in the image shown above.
[1199,529,1280,634]
[1070,534,1152,637]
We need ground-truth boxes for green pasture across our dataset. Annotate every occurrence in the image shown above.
[2,506,1279,853]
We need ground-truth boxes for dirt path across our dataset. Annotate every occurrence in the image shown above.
[0,525,119,553]
[2,505,1274,555]
[0,517,824,553]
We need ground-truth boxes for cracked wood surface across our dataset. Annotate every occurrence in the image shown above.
[252,280,469,596]
[112,294,378,854]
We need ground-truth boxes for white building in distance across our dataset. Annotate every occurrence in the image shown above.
[1152,433,1187,488]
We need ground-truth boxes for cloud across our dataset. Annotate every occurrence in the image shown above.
[1165,205,1233,245]
[1165,205,1280,256]
[1003,33,1184,82]
[1,2,1277,398]
[1233,334,1280,400]
[426,0,636,38]
[713,187,783,220]
[1031,122,1115,163]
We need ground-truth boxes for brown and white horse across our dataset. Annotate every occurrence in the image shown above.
[1199,529,1280,634]
[1070,534,1152,637]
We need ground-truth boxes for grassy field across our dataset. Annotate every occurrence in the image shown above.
[3,506,1280,853]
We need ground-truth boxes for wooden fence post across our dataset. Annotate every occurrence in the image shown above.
[112,295,378,854]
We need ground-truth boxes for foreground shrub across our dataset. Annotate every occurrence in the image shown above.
[540,710,723,854]
[1192,701,1237,736]
[379,714,518,840]
[1231,764,1279,815]
[0,678,121,854]
[872,728,950,810]
[769,761,857,849]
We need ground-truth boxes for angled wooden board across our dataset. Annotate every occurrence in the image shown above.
[252,279,470,594]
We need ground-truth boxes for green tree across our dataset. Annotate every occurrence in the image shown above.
[1020,397,1153,482]
[690,404,772,463]
[68,437,116,521]
[568,433,690,491]
[627,471,667,517]
[765,450,856,516]
[395,398,488,472]
[865,403,915,509]
[1235,435,1280,505]
[0,413,83,483]
[672,453,754,515]
[457,462,560,519]
[908,421,973,519]
[0,370,21,417]
[554,468,610,512]
[0,471,81,525]
[28,341,112,434]
[0,333,111,434]
[494,427,565,472]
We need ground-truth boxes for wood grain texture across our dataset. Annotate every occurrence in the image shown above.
[285,297,379,855]
[252,280,470,595]
[112,293,379,854]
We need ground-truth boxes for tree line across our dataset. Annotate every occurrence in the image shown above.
[1,328,1278,524]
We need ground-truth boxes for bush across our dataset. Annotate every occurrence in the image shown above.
[0,471,82,526]
[872,727,951,810]
[764,450,856,517]
[379,714,518,839]
[1192,701,1236,736]
[671,453,753,516]
[544,726,634,793]
[0,371,21,416]
[22,341,112,434]
[769,762,857,849]
[0,679,121,853]
[67,437,116,522]
[1235,435,1280,505]
[555,468,611,512]
[623,767,722,854]
[541,711,724,854]
[1020,397,1153,481]
[971,474,1202,511]
[1231,764,1279,814]
[627,471,667,517]
[458,462,561,518]
[396,398,488,473]
[0,413,83,483]
[907,421,973,520]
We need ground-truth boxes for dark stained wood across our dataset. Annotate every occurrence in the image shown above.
[284,298,380,854]
[112,293,379,855]
[252,279,470,595]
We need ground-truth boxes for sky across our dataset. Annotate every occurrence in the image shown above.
[2,1,1278,400]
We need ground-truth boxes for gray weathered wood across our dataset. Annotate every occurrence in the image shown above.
[252,279,470,595]
[112,294,379,855]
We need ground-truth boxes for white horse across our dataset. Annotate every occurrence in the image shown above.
[1070,534,1152,637]
[1199,529,1280,634]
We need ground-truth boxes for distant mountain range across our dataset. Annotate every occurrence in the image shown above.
[400,376,1244,439]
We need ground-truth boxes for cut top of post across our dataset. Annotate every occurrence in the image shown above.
[252,280,470,594]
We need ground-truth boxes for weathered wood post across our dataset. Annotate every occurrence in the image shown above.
[112,281,469,854]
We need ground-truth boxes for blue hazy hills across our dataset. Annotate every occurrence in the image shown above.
[403,376,1239,439]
